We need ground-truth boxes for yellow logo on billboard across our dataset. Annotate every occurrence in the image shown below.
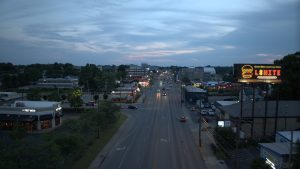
[241,65,253,79]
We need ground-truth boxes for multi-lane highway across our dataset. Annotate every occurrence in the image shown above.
[90,76,207,169]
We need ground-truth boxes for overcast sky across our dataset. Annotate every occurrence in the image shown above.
[0,0,299,66]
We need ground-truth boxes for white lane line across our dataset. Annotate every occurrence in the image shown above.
[116,147,126,151]
[160,138,168,143]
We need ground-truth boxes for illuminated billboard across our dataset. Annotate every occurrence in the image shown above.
[234,64,282,83]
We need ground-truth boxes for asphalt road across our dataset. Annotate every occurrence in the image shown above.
[97,79,207,169]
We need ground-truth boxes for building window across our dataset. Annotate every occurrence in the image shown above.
[41,120,51,129]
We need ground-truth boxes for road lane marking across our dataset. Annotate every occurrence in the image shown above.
[160,138,168,143]
[116,147,126,151]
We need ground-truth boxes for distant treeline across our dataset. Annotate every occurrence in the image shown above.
[0,62,129,92]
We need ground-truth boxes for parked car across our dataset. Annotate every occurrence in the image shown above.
[208,109,215,116]
[201,110,208,115]
[128,105,138,109]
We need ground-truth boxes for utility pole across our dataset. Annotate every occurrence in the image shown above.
[274,84,279,134]
[234,84,244,169]
[199,98,202,147]
[263,84,269,136]
[289,130,294,169]
[181,81,182,107]
[251,84,255,137]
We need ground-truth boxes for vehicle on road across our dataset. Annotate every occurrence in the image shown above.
[162,92,167,96]
[128,105,138,109]
[179,114,187,122]
[86,101,96,106]
[190,106,196,111]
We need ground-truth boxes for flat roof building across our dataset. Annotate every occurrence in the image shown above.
[217,100,300,138]
[0,101,63,132]
[184,85,208,103]
[37,76,79,89]
[0,92,22,102]
[259,131,300,169]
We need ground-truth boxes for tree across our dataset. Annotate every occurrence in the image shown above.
[0,62,15,72]
[251,158,272,169]
[61,94,67,101]
[48,90,60,101]
[181,76,191,84]
[214,127,236,150]
[94,94,99,101]
[63,63,78,76]
[117,65,129,80]
[0,74,18,89]
[103,93,108,101]
[79,64,100,91]
[27,89,41,101]
[99,101,119,124]
[69,89,83,108]
[272,51,300,100]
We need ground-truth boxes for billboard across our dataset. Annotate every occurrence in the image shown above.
[234,64,282,83]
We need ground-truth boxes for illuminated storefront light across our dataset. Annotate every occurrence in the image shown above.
[55,107,62,112]
[22,109,36,112]
[265,158,276,169]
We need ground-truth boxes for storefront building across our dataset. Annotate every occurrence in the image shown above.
[259,131,300,169]
[0,101,63,132]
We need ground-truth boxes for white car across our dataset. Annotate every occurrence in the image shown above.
[201,110,208,115]
[208,109,215,116]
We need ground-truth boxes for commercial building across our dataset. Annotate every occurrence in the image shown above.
[179,67,204,81]
[126,65,147,80]
[203,66,217,81]
[111,84,140,103]
[0,92,21,101]
[36,76,79,88]
[0,101,63,132]
[184,85,208,103]
[216,100,300,138]
[259,131,300,169]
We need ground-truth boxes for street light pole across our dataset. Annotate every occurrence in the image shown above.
[181,81,182,107]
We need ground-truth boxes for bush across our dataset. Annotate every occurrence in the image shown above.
[214,127,236,150]
[53,133,83,158]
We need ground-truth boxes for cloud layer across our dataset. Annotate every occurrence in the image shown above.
[0,0,299,66]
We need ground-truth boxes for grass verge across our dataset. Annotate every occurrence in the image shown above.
[71,113,127,169]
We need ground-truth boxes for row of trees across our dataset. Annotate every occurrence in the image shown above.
[0,62,129,91]
[271,51,300,100]
[0,101,120,169]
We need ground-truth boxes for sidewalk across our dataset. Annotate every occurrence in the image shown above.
[182,105,229,169]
